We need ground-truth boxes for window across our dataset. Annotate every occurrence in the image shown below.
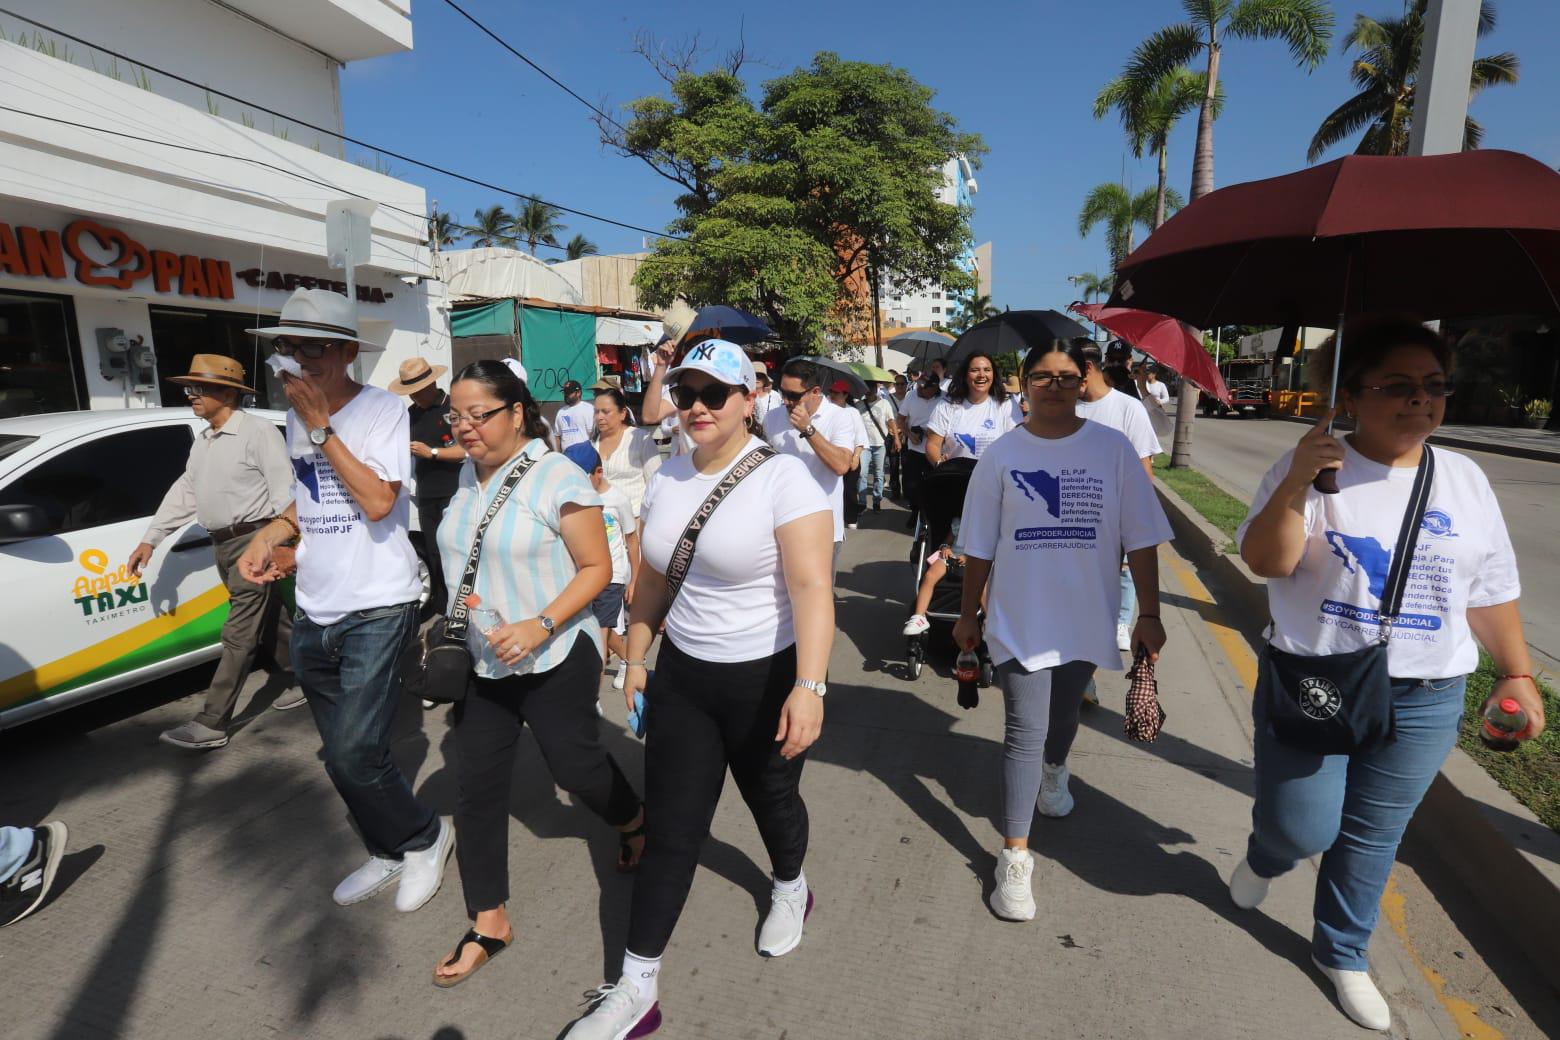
[930,291,942,300]
[3,425,193,535]
[0,290,86,418]
[931,306,941,314]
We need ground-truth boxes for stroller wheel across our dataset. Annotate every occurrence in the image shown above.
[906,639,924,679]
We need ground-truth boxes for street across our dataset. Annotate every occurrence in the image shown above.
[1,504,1554,1040]
[1183,413,1560,675]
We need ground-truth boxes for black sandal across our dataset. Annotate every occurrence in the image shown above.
[432,928,511,988]
[617,819,647,873]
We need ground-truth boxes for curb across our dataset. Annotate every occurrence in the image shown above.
[1272,414,1560,464]
[1154,475,1560,994]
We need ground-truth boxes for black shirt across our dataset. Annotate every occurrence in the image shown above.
[408,392,460,499]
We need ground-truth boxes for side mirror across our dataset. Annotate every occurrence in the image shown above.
[0,503,52,544]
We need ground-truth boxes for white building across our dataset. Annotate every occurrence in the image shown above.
[880,154,989,330]
[0,0,448,418]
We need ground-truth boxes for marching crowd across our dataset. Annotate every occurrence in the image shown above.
[1,288,1547,1038]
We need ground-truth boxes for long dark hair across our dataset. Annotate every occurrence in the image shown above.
[452,359,549,440]
[948,351,1006,404]
[1104,364,1141,399]
[1020,340,1091,380]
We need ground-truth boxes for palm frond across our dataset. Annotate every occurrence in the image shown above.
[1124,23,1205,88]
[1344,13,1391,54]
[1227,0,1335,69]
[1078,182,1131,239]
[1309,87,1388,162]
[1463,115,1485,151]
[1470,51,1519,90]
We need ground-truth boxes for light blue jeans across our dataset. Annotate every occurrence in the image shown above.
[857,445,886,507]
[0,826,33,882]
[1118,561,1135,628]
[1247,672,1466,970]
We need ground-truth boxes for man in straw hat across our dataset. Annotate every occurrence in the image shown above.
[389,356,463,607]
[238,288,454,914]
[129,354,299,750]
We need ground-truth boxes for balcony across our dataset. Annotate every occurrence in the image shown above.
[218,0,413,62]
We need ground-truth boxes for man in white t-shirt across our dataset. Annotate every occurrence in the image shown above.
[896,371,943,528]
[1143,365,1171,406]
[640,335,697,456]
[238,288,451,915]
[765,358,859,573]
[858,385,900,513]
[753,368,784,425]
[552,380,595,452]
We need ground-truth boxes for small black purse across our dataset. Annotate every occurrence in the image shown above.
[1260,446,1434,755]
[399,453,538,704]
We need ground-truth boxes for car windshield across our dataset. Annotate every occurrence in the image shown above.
[0,434,37,463]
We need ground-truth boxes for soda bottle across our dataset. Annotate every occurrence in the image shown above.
[955,649,980,710]
[1480,697,1528,752]
[463,594,505,636]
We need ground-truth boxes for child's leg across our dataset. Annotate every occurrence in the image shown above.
[912,556,949,617]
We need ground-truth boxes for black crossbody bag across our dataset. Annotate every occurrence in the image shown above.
[399,454,540,704]
[663,444,776,605]
[1260,446,1435,755]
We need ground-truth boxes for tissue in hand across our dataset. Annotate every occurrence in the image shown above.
[267,353,304,378]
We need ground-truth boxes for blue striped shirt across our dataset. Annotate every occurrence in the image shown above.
[436,438,603,678]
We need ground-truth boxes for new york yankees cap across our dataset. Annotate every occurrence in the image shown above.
[667,338,756,392]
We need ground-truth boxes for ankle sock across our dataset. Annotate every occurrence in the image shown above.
[621,951,661,1001]
[773,871,806,895]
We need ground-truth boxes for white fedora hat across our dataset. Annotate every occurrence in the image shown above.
[248,287,380,350]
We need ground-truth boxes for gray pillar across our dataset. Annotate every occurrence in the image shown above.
[1408,0,1481,156]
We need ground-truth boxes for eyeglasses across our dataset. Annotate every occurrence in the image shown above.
[444,405,511,427]
[182,385,208,400]
[670,383,741,411]
[1026,372,1084,389]
[272,336,335,359]
[1360,380,1453,399]
[779,387,815,404]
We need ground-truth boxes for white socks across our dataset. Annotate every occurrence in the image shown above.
[773,871,806,895]
[621,951,661,1002]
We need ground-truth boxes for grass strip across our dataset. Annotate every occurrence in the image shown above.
[1461,653,1560,833]
[1152,454,1249,553]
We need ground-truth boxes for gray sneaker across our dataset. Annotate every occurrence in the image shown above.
[273,687,308,711]
[159,720,229,749]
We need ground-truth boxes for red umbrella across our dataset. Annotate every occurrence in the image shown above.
[1070,302,1231,405]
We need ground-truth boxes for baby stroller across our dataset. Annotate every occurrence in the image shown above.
[905,458,994,688]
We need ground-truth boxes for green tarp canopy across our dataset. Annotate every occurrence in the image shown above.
[519,306,598,402]
[450,299,515,338]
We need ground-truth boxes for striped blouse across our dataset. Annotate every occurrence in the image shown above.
[436,438,604,679]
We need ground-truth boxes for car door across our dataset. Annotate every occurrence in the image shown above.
[0,420,226,721]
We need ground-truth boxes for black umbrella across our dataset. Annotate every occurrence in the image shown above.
[797,356,870,398]
[887,330,955,368]
[946,310,1093,369]
[680,305,773,346]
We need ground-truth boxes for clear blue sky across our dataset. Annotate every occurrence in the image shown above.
[342,0,1559,313]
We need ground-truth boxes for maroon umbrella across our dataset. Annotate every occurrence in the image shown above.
[1070,302,1231,405]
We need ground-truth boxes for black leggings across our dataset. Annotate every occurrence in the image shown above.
[626,640,808,958]
[452,634,640,916]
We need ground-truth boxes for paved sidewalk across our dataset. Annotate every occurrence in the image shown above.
[0,510,1489,1039]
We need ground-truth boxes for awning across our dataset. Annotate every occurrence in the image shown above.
[596,315,664,347]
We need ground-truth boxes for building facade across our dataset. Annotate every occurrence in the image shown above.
[0,0,448,419]
[880,154,989,330]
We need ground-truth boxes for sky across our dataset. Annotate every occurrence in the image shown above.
[341,0,1560,314]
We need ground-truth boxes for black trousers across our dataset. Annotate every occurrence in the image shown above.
[627,640,809,958]
[901,450,931,518]
[417,494,452,610]
[886,446,903,498]
[453,634,639,916]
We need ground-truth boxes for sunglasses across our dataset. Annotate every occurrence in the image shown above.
[1026,372,1084,389]
[182,385,210,400]
[444,404,511,427]
[670,383,741,411]
[779,387,815,404]
[272,336,335,359]
[1360,380,1454,400]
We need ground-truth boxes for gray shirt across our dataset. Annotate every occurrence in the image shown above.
[142,410,293,547]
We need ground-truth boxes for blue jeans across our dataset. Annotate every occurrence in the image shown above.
[292,601,439,859]
[0,826,32,881]
[1118,560,1135,628]
[1247,672,1465,970]
[857,445,885,507]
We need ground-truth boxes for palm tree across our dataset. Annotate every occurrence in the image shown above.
[1068,272,1113,305]
[470,205,513,247]
[1308,1,1516,162]
[564,233,600,260]
[1126,0,1334,201]
[426,209,458,249]
[950,292,998,332]
[1095,67,1223,228]
[1078,184,1184,271]
[511,197,565,256]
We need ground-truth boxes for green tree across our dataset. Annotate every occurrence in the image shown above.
[1308,1,1516,162]
[469,205,513,247]
[1095,67,1223,228]
[426,209,458,249]
[1068,271,1113,304]
[510,197,566,256]
[1078,183,1183,270]
[948,291,998,333]
[1126,0,1334,201]
[563,233,600,260]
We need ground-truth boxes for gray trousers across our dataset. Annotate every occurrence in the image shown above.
[997,659,1097,839]
[193,531,293,730]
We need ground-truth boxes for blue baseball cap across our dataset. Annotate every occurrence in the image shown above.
[562,442,602,474]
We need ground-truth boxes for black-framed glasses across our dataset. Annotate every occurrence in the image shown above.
[272,336,335,359]
[779,387,814,404]
[181,385,208,400]
[1360,380,1453,400]
[444,405,511,427]
[671,383,741,411]
[1026,372,1083,389]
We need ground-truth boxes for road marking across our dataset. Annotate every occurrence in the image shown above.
[1160,547,1505,1040]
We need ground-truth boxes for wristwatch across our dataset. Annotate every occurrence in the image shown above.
[800,425,817,439]
[308,425,334,447]
[431,447,439,459]
[538,614,556,634]
[795,679,827,698]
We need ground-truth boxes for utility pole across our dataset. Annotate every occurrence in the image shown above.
[1409,0,1481,157]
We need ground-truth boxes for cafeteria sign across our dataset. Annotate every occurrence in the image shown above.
[0,218,235,300]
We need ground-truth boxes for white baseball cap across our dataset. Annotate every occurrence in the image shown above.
[667,338,756,392]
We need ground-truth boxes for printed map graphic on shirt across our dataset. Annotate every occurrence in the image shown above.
[1010,466,1102,545]
[955,433,979,454]
[292,456,320,503]
[1326,530,1392,599]
[1322,528,1442,631]
[1009,468,1062,518]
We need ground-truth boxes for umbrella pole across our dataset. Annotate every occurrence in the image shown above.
[1314,308,1347,494]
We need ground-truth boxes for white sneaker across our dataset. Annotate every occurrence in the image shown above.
[1081,679,1099,706]
[395,818,455,913]
[757,878,813,957]
[612,665,627,691]
[989,847,1035,921]
[902,614,930,636]
[1312,956,1392,1031]
[1229,856,1270,909]
[332,855,402,906]
[563,976,662,1040]
[1037,762,1074,818]
[1117,622,1132,652]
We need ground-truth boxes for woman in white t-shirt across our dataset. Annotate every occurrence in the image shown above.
[592,387,663,518]
[925,351,1023,465]
[953,340,1173,925]
[561,339,834,1040]
[1233,315,1541,1031]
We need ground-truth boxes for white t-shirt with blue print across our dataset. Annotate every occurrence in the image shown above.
[927,395,1024,461]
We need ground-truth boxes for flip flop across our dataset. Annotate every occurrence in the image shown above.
[432,928,511,988]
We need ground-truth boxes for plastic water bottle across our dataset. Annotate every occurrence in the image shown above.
[1480,697,1528,752]
[955,649,980,710]
[463,594,505,636]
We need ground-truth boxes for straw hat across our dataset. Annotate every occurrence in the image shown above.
[248,287,381,351]
[167,354,255,394]
[388,356,448,395]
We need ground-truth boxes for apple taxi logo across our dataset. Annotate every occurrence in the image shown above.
[71,548,148,618]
